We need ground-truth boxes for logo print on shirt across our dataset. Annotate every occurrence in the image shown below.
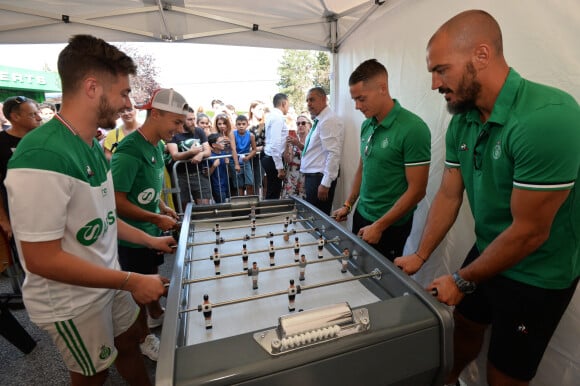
[492,141,502,159]
[138,188,156,204]
[381,137,389,149]
[76,218,103,246]
[460,143,469,151]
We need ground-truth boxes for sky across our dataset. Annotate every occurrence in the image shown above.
[1,42,285,112]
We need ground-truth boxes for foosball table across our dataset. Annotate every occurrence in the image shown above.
[157,197,453,386]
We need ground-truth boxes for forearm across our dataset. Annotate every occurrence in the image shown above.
[117,218,155,249]
[374,188,426,232]
[416,189,462,259]
[115,193,162,226]
[21,240,128,289]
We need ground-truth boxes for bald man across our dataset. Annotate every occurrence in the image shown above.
[394,10,580,386]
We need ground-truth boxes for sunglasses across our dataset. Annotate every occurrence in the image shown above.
[5,96,29,117]
[296,121,310,126]
[364,132,375,157]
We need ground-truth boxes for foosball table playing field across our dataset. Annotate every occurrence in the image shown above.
[156,197,453,386]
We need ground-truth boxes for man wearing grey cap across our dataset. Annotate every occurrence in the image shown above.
[111,88,186,361]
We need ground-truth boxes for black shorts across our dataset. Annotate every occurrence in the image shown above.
[456,245,578,381]
[118,245,164,275]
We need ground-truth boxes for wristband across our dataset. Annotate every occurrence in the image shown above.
[343,201,352,213]
[414,252,427,264]
[119,271,132,290]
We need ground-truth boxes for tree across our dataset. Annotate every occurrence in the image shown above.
[116,44,160,104]
[277,49,331,113]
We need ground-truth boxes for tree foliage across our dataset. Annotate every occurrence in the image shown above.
[277,50,331,113]
[116,44,160,104]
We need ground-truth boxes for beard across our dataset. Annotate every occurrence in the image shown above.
[96,95,120,129]
[443,62,481,115]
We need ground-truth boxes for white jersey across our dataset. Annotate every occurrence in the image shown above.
[5,117,119,324]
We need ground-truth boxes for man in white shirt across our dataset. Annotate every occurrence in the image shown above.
[262,93,289,199]
[300,87,345,215]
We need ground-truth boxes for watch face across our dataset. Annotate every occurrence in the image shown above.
[453,272,476,294]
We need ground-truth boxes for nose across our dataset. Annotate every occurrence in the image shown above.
[431,72,442,91]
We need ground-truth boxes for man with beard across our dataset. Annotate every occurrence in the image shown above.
[332,59,431,262]
[5,35,175,386]
[395,10,580,386]
[111,88,185,361]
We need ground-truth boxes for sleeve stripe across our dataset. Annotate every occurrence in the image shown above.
[513,180,575,190]
[444,160,460,167]
[405,160,430,167]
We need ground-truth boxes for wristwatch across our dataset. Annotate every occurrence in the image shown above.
[452,271,477,294]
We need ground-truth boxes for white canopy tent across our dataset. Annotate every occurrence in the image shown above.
[1,1,579,385]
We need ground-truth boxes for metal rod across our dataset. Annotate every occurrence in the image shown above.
[182,255,344,285]
[183,269,382,314]
[192,203,294,216]
[185,237,340,262]
[193,217,312,233]
[189,210,294,223]
[187,227,317,247]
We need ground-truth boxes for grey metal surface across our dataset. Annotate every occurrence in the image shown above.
[157,197,453,386]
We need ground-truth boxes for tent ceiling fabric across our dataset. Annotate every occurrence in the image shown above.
[0,0,384,51]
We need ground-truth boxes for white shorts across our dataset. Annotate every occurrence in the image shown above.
[38,289,139,376]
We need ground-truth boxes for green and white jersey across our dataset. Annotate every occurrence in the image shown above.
[358,99,431,224]
[445,69,580,289]
[5,116,119,324]
[111,130,165,248]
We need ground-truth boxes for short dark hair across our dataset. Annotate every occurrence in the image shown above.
[208,133,220,146]
[2,96,36,120]
[272,93,288,108]
[348,59,388,86]
[308,87,327,98]
[58,35,137,94]
[236,114,248,123]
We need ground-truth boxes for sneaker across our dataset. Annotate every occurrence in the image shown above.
[139,334,159,361]
[147,311,164,329]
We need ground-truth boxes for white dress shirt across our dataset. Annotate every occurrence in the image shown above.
[264,107,288,170]
[300,106,345,187]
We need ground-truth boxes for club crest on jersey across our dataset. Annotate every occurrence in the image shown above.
[86,165,94,177]
[151,156,156,164]
[381,137,389,149]
[460,143,469,151]
[492,141,502,159]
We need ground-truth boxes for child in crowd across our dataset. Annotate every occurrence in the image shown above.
[207,133,230,203]
[234,115,256,196]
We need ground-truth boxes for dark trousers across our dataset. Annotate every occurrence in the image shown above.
[303,173,337,215]
[352,209,413,262]
[262,155,283,199]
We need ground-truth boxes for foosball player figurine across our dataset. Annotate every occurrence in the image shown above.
[242,243,249,270]
[210,247,221,275]
[251,219,256,237]
[341,248,350,273]
[288,279,297,312]
[269,240,276,266]
[248,261,259,290]
[293,237,300,262]
[317,236,325,259]
[198,294,212,329]
[267,231,274,238]
[250,205,256,219]
[215,223,220,243]
[292,206,298,221]
[283,217,290,241]
[299,254,307,281]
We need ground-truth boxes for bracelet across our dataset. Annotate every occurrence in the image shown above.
[119,271,131,290]
[414,252,427,264]
[343,201,352,213]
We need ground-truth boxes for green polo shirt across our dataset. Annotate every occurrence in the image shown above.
[358,99,431,225]
[445,69,580,289]
[111,130,165,248]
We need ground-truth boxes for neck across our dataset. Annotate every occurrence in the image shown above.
[123,120,139,132]
[6,125,29,138]
[476,65,510,122]
[375,98,395,123]
[138,123,160,145]
[58,105,99,146]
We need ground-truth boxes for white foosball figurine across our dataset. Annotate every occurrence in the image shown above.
[210,247,221,275]
[215,223,220,244]
[242,243,249,270]
[269,240,276,266]
[293,237,300,262]
[251,219,256,237]
[341,248,350,273]
[288,279,297,312]
[250,205,256,219]
[317,236,325,259]
[292,206,298,221]
[249,261,259,290]
[201,294,212,329]
[299,254,307,281]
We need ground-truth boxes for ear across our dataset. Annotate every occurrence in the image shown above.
[473,44,490,69]
[83,76,99,99]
